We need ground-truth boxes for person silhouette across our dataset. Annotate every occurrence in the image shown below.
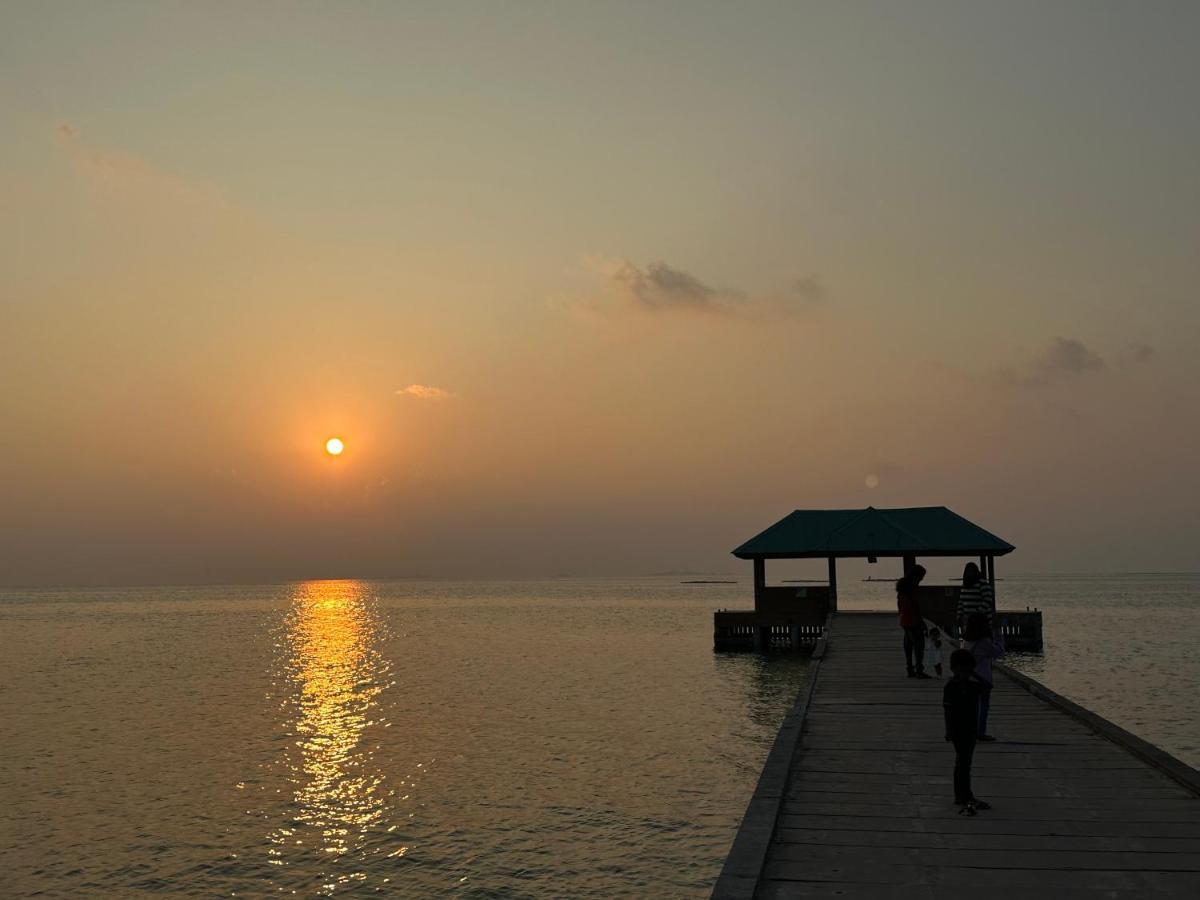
[957,562,995,638]
[944,648,991,815]
[963,612,1004,741]
[897,564,929,678]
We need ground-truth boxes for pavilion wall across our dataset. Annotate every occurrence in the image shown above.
[754,585,832,616]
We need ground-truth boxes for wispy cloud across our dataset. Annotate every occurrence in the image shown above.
[580,256,826,319]
[55,121,225,209]
[396,384,455,400]
[792,274,827,304]
[1036,336,1106,378]
[1117,343,1154,365]
[607,258,741,314]
[992,336,1151,388]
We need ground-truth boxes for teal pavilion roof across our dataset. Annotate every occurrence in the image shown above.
[732,506,1014,560]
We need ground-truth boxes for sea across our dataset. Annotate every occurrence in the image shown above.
[2,574,1197,898]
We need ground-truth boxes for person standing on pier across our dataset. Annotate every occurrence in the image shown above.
[963,612,1004,742]
[957,562,994,639]
[944,648,991,815]
[897,564,930,678]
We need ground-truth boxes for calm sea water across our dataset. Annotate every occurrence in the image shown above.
[2,574,1196,898]
[1,579,804,898]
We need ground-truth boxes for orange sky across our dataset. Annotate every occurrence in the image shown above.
[2,3,1198,584]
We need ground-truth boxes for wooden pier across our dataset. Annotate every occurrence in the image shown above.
[713,612,1200,899]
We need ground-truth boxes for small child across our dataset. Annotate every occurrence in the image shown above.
[963,613,1004,742]
[926,627,945,677]
[943,648,991,816]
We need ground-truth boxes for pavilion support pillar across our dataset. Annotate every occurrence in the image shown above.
[986,555,996,605]
[827,556,838,612]
[753,558,766,611]
[902,554,917,577]
[979,555,987,576]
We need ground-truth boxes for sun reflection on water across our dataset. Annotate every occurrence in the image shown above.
[268,580,396,892]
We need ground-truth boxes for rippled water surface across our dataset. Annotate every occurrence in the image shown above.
[2,574,1197,897]
[1,579,805,897]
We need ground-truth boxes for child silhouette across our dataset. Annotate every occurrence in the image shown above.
[943,648,992,815]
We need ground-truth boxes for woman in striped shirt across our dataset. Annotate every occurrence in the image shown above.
[957,562,994,638]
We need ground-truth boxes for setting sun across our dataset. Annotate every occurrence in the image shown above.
[325,437,345,457]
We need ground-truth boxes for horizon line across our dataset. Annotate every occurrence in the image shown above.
[2,570,1198,593]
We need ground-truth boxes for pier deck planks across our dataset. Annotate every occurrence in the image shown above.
[730,613,1200,899]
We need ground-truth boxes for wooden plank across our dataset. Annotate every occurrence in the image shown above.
[772,827,1200,853]
[758,882,936,900]
[756,884,1179,900]
[789,768,1179,786]
[759,875,1196,899]
[776,812,1200,838]
[785,790,1200,813]
[785,784,1191,802]
[785,786,1188,803]
[769,842,1200,871]
[760,860,1150,889]
[778,802,1200,822]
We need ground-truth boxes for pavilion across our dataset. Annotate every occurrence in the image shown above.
[714,506,1041,651]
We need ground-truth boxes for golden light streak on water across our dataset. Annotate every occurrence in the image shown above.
[270,580,396,893]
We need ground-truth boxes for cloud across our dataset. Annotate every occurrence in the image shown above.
[396,384,454,400]
[990,336,1151,389]
[1035,336,1106,378]
[792,274,827,304]
[57,121,154,180]
[609,259,741,313]
[580,256,825,319]
[1117,343,1154,365]
[54,121,228,211]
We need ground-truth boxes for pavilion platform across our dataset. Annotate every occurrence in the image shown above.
[715,506,1042,652]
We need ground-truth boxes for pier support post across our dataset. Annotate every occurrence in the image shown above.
[827,556,838,612]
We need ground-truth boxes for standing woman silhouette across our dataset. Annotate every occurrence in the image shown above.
[957,562,994,639]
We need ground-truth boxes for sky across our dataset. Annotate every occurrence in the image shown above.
[2,1,1198,585]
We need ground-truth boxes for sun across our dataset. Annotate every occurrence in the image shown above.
[325,437,345,457]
